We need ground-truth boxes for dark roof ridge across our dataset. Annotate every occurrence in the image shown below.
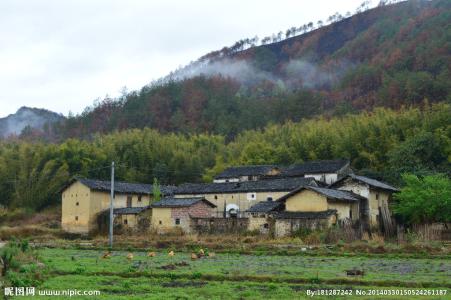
[151,197,216,208]
[330,174,399,192]
[175,177,317,194]
[62,177,176,195]
[272,209,337,219]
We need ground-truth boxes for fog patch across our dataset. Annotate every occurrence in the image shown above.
[0,107,64,138]
[168,58,277,85]
[159,56,354,91]
[283,59,354,89]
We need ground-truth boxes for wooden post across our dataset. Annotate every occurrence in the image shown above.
[109,161,115,248]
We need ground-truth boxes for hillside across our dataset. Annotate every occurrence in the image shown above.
[44,0,451,140]
[0,107,65,138]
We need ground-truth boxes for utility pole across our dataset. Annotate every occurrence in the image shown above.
[109,161,115,248]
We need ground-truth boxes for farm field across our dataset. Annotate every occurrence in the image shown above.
[24,248,451,299]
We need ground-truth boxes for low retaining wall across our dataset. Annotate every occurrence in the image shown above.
[191,217,249,234]
[274,218,330,237]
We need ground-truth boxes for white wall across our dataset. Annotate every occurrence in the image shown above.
[336,181,369,198]
[304,173,338,184]
[213,178,239,183]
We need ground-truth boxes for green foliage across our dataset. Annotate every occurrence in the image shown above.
[215,103,450,185]
[0,243,19,276]
[152,178,162,203]
[393,174,451,224]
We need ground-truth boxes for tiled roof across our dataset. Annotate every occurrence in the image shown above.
[246,201,283,213]
[331,174,399,192]
[308,186,364,202]
[175,177,317,194]
[151,197,216,208]
[280,159,349,177]
[215,165,278,179]
[272,209,337,219]
[73,178,175,195]
[276,186,363,203]
[113,206,149,215]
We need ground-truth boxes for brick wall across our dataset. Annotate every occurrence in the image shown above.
[169,201,215,233]
[171,201,214,219]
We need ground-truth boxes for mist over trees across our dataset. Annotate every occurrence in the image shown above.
[29,0,449,142]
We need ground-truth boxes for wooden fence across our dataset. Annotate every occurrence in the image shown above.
[397,223,450,242]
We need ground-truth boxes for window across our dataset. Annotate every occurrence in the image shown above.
[159,220,162,225]
[267,197,273,202]
[376,193,379,200]
[127,196,132,208]
[350,209,352,220]
[138,196,142,202]
[247,193,256,201]
[175,218,180,225]
[214,195,218,200]
[76,202,79,206]
[124,219,128,225]
[75,216,78,221]
[263,223,269,229]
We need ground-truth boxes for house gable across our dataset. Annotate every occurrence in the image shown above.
[284,189,328,212]
[61,180,92,233]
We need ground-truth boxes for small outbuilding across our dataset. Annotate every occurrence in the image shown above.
[113,206,151,231]
[246,200,283,234]
[151,197,216,233]
[272,210,338,237]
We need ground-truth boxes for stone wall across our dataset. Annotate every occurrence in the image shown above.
[248,216,271,234]
[274,218,331,237]
[191,217,249,234]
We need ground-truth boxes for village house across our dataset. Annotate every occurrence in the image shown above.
[174,177,318,217]
[113,206,151,231]
[330,174,399,227]
[150,197,216,233]
[61,178,174,234]
[213,165,280,183]
[280,159,352,185]
[246,186,364,236]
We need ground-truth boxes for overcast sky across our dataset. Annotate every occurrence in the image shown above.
[0,0,369,118]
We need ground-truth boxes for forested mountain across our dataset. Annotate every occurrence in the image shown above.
[0,107,64,138]
[49,0,451,140]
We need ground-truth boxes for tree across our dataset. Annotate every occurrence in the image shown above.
[152,178,162,203]
[393,174,451,224]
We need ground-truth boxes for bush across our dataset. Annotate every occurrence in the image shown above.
[291,227,312,239]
